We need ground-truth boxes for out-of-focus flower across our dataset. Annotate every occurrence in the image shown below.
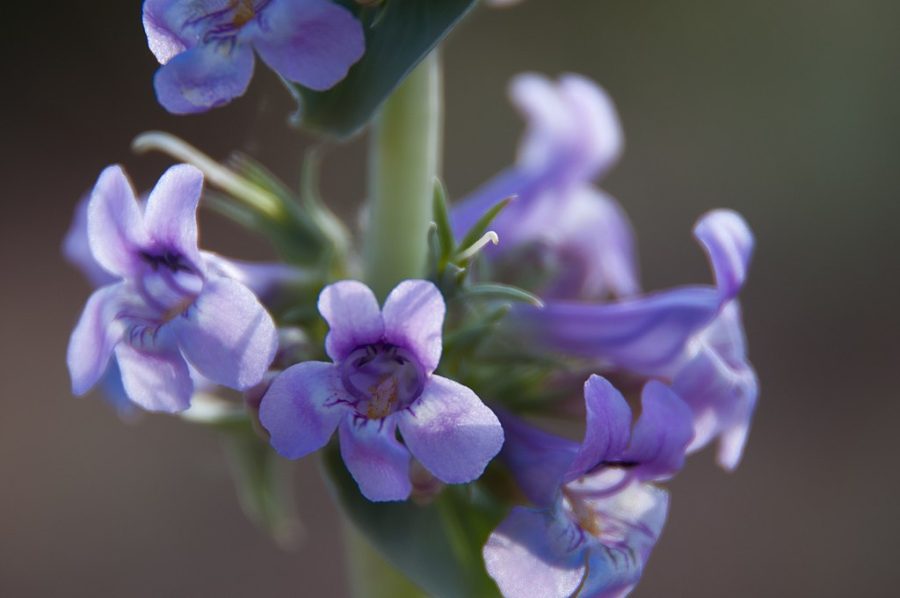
[259,280,504,502]
[483,375,693,598]
[452,73,636,301]
[142,0,365,113]
[513,210,756,469]
[67,164,278,412]
[452,73,758,470]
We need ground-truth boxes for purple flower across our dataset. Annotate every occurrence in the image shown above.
[143,0,365,114]
[259,280,504,502]
[451,73,638,301]
[483,375,693,598]
[512,210,757,469]
[67,164,278,413]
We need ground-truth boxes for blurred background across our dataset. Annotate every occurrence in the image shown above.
[2,0,898,595]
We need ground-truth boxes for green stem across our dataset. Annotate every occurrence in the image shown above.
[364,52,442,299]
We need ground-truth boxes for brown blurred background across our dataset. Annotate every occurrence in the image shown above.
[2,0,898,596]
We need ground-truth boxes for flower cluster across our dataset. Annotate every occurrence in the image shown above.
[64,3,757,597]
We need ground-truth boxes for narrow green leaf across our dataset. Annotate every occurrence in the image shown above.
[462,283,545,307]
[299,149,352,262]
[432,178,455,266]
[291,0,478,137]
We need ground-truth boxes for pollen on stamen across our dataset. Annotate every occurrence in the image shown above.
[231,0,256,27]
[366,376,399,419]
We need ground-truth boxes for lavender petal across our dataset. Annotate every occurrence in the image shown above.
[259,361,346,459]
[338,417,412,502]
[174,277,277,390]
[397,375,503,484]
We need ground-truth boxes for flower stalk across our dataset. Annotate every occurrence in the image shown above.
[364,52,442,299]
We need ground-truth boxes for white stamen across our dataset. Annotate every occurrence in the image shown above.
[132,131,282,217]
[456,231,499,261]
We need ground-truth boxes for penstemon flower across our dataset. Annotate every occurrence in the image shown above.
[142,0,365,113]
[512,209,756,469]
[452,73,637,301]
[67,164,278,412]
[259,279,505,501]
[453,72,758,471]
[483,375,694,598]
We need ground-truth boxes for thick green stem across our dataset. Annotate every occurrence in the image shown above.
[364,52,442,299]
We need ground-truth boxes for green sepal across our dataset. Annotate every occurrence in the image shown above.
[431,178,456,268]
[290,0,477,138]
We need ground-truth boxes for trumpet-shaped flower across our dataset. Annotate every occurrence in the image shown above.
[67,164,278,412]
[512,210,756,469]
[143,0,365,113]
[452,73,638,301]
[483,376,693,598]
[259,280,504,502]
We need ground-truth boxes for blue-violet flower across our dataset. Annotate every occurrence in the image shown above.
[143,0,365,113]
[67,164,278,412]
[259,280,505,502]
[452,73,637,301]
[512,210,756,469]
[483,375,693,598]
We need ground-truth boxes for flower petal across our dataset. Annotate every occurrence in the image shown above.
[115,339,192,413]
[318,280,384,363]
[511,72,622,184]
[174,277,277,390]
[153,43,255,114]
[579,482,670,597]
[694,209,754,301]
[565,375,633,482]
[398,376,503,484]
[87,166,147,278]
[338,418,412,502]
[515,287,721,375]
[201,252,313,308]
[621,381,694,481]
[259,361,346,459]
[142,0,192,64]
[63,195,117,288]
[382,280,445,374]
[483,507,587,598]
[499,411,581,507]
[674,304,758,471]
[67,284,126,395]
[543,187,640,300]
[143,164,204,269]
[250,0,364,91]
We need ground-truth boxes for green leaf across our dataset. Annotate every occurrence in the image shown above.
[462,283,545,307]
[221,424,303,550]
[455,197,513,260]
[432,178,456,267]
[291,0,478,138]
[320,446,501,598]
